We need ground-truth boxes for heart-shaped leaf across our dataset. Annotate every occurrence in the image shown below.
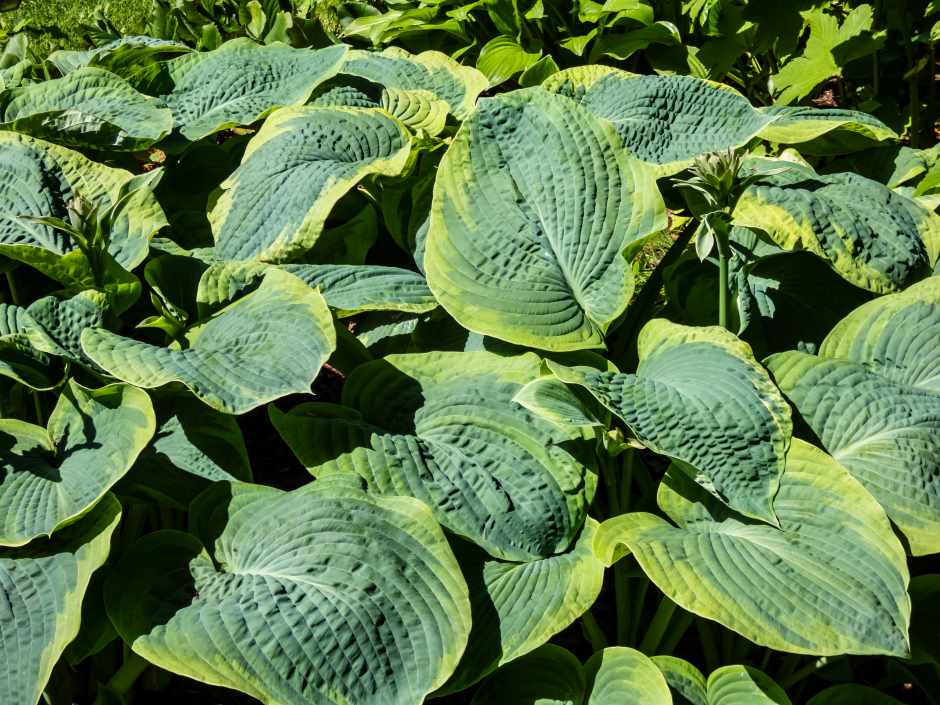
[271,350,595,561]
[597,439,911,656]
[107,475,471,705]
[209,106,411,262]
[0,381,154,546]
[1,67,172,150]
[766,276,940,555]
[545,320,791,523]
[164,39,347,141]
[81,269,335,414]
[0,495,120,705]
[425,87,666,351]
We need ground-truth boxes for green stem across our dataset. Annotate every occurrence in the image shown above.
[714,216,732,331]
[658,609,694,656]
[639,597,677,655]
[5,270,20,306]
[32,392,43,426]
[108,651,150,695]
[581,610,608,654]
[628,576,650,645]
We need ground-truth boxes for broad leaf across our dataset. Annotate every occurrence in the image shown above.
[596,439,911,656]
[342,47,488,120]
[734,158,938,294]
[425,87,666,351]
[707,666,792,705]
[652,656,706,705]
[210,106,411,262]
[106,475,471,705]
[47,36,190,79]
[0,67,172,150]
[542,67,892,174]
[470,645,586,705]
[547,320,791,523]
[271,350,595,561]
[0,381,154,547]
[163,39,347,141]
[766,277,940,555]
[0,132,167,270]
[441,519,605,693]
[0,495,120,705]
[585,647,672,705]
[81,269,336,414]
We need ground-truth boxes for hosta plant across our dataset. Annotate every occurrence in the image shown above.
[0,27,938,705]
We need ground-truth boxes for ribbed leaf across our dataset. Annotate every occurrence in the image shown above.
[425,87,666,351]
[734,158,937,294]
[542,67,892,174]
[549,320,791,523]
[441,519,605,693]
[106,475,471,705]
[470,645,586,705]
[585,647,672,705]
[209,106,411,262]
[596,439,911,656]
[164,39,347,141]
[652,656,706,705]
[0,67,172,150]
[271,351,594,561]
[197,261,435,316]
[766,277,940,555]
[707,666,791,705]
[0,381,153,547]
[343,47,488,120]
[16,291,109,363]
[0,495,120,705]
[0,132,166,269]
[47,36,190,78]
[81,269,335,414]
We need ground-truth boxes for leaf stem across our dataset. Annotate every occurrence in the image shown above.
[5,270,20,306]
[713,215,732,331]
[581,609,607,653]
[108,651,150,695]
[639,596,677,655]
[696,620,720,673]
[658,609,694,656]
[779,656,838,689]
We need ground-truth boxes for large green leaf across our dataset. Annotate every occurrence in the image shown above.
[765,277,940,555]
[470,645,586,705]
[271,350,594,561]
[163,39,347,141]
[0,495,120,705]
[733,158,938,294]
[470,646,672,705]
[545,320,790,523]
[80,268,336,414]
[584,647,672,705]
[340,46,487,121]
[209,106,411,262]
[651,658,792,705]
[47,36,190,78]
[425,87,666,351]
[542,67,892,174]
[106,475,471,705]
[0,67,172,150]
[0,381,154,547]
[706,666,792,705]
[596,439,911,656]
[197,261,436,316]
[441,519,605,693]
[0,132,167,270]
[1,290,109,364]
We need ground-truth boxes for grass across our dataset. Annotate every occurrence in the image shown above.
[1,0,151,56]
